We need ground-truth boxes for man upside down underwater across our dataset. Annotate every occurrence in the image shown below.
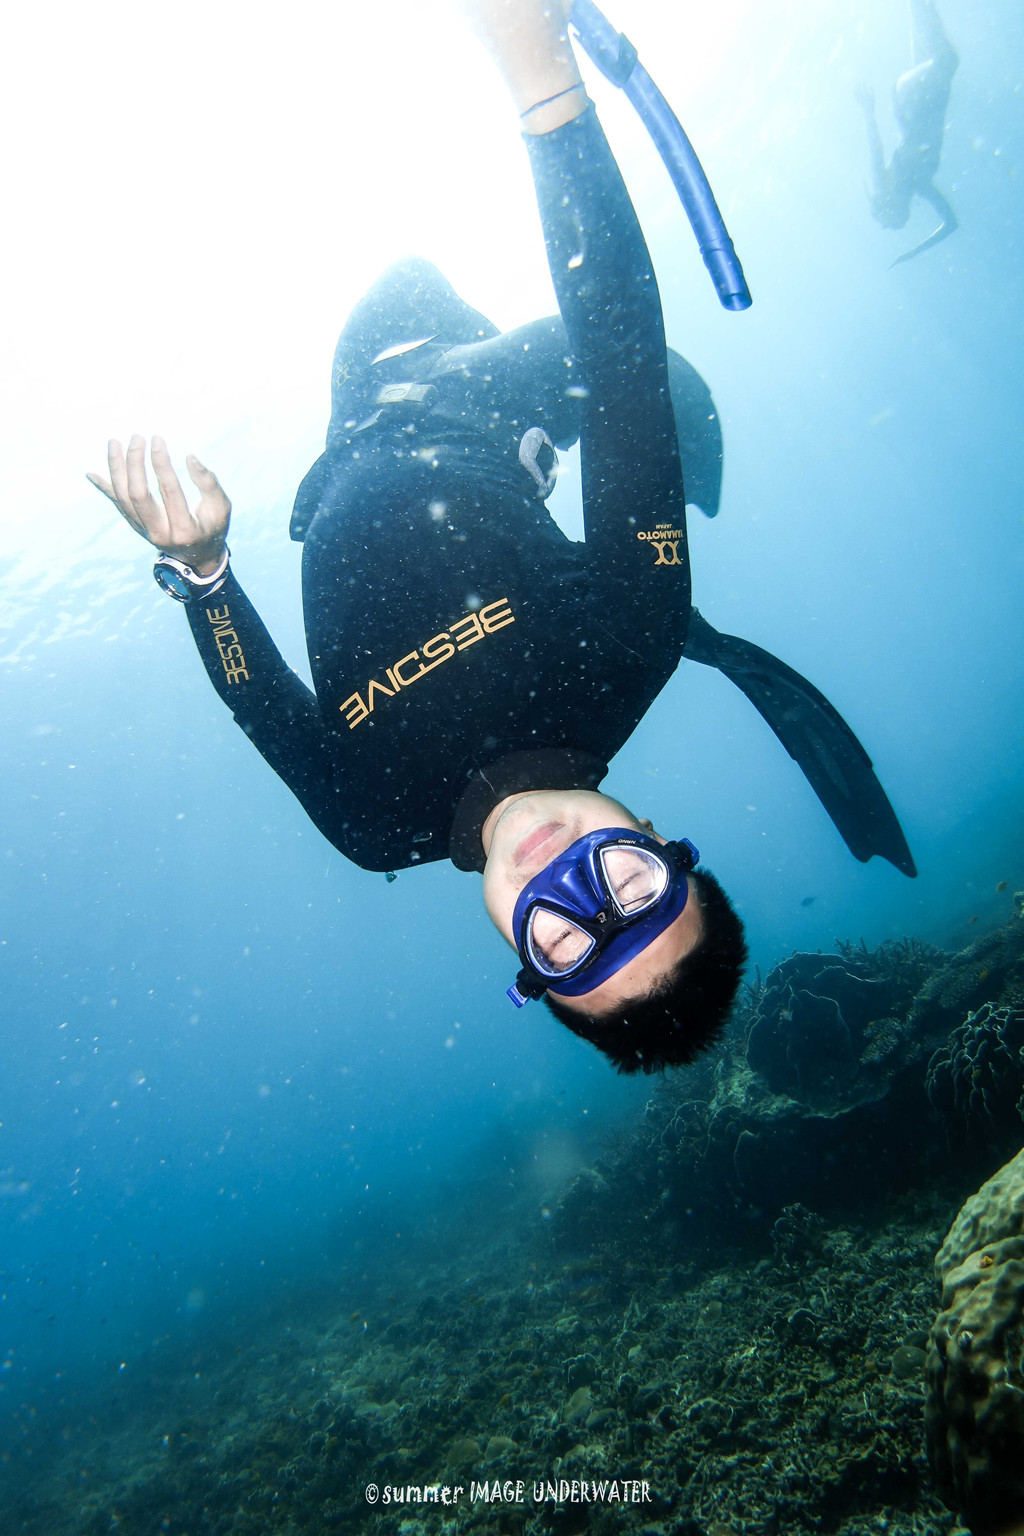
[89,0,915,1075]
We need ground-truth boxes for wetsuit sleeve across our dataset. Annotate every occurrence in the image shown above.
[183,568,348,847]
[524,105,690,658]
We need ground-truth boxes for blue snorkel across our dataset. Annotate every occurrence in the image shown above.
[569,0,752,313]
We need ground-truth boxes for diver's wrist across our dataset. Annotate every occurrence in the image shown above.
[153,547,230,603]
[191,547,229,577]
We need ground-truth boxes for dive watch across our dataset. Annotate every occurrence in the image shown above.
[153,547,230,603]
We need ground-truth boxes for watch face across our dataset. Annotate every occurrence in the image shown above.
[153,563,193,602]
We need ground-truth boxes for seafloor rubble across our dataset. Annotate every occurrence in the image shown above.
[7,1197,958,1536]
[8,902,1024,1536]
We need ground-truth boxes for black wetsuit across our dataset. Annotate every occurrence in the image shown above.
[185,106,916,879]
[187,108,696,874]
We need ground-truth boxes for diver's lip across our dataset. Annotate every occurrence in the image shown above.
[514,822,564,868]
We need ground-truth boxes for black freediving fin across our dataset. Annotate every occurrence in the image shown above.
[890,186,958,267]
[683,609,916,876]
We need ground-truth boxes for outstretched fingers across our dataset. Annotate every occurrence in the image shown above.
[150,435,196,545]
[88,435,230,562]
[85,467,118,505]
[186,452,229,507]
[124,432,153,507]
[122,436,168,543]
[86,438,148,536]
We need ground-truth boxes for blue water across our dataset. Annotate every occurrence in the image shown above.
[1,0,1022,1467]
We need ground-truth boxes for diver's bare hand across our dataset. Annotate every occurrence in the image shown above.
[87,435,231,576]
[457,0,583,128]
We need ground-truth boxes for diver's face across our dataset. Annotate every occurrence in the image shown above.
[480,789,703,1011]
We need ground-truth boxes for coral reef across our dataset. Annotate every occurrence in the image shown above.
[9,910,1024,1536]
[555,928,1003,1252]
[926,1002,1024,1141]
[925,1147,1024,1536]
[11,1199,954,1536]
[745,940,940,1113]
[908,910,1024,1044]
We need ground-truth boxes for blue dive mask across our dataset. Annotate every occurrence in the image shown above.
[507,828,699,1007]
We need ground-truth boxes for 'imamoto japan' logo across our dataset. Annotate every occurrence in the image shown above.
[341,598,514,729]
[637,525,684,567]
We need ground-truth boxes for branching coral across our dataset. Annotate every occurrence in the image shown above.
[925,1002,1024,1135]
[745,952,904,1109]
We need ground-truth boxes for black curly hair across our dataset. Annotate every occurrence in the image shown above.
[542,867,747,1074]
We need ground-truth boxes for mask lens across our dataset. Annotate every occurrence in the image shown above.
[598,845,670,915]
[526,908,596,977]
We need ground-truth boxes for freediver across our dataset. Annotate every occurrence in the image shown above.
[88,0,915,1076]
[856,0,959,264]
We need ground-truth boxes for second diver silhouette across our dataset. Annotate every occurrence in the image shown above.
[857,0,959,265]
